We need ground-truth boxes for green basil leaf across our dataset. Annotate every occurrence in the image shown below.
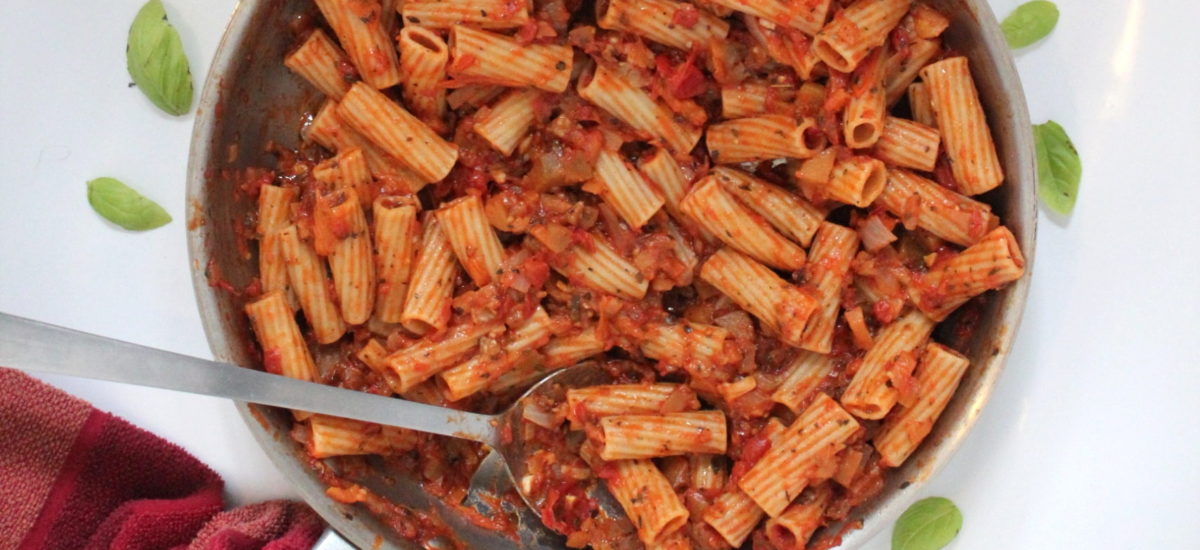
[87,177,173,231]
[1001,1,1059,48]
[892,497,963,550]
[1034,120,1081,215]
[127,0,193,115]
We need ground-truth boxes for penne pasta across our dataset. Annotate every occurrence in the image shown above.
[597,0,730,51]
[449,25,573,92]
[578,63,702,155]
[840,310,936,419]
[711,167,825,247]
[400,217,458,335]
[338,82,459,183]
[877,168,998,247]
[372,199,419,324]
[918,226,1025,320]
[874,343,970,466]
[397,26,449,127]
[826,154,887,207]
[401,0,531,29]
[435,194,506,287]
[598,410,728,460]
[474,88,543,155]
[588,149,665,229]
[812,0,910,73]
[871,116,941,171]
[680,175,808,270]
[284,29,355,98]
[278,225,346,344]
[920,56,1004,195]
[313,0,402,89]
[738,393,859,517]
[244,291,318,382]
[798,222,860,353]
[707,115,824,164]
[699,248,818,348]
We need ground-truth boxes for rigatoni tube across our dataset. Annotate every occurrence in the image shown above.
[737,393,859,516]
[435,194,506,287]
[283,29,355,98]
[449,25,573,92]
[597,410,728,460]
[873,343,970,466]
[244,291,318,382]
[840,310,935,419]
[597,0,729,51]
[920,56,1004,195]
[680,176,807,270]
[278,225,346,344]
[578,63,702,155]
[372,199,418,324]
[397,26,448,127]
[337,82,458,183]
[699,248,818,348]
[313,0,401,88]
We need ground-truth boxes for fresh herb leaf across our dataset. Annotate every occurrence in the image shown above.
[127,0,194,115]
[1034,120,1081,215]
[892,497,963,550]
[1001,1,1059,48]
[87,177,173,231]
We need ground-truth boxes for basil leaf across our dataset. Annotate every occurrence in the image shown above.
[127,0,194,116]
[87,178,173,231]
[1001,1,1059,48]
[892,497,963,550]
[1034,120,1081,215]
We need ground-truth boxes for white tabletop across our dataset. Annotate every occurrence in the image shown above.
[2,1,1197,548]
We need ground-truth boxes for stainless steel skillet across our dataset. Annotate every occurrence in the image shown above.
[185,0,1036,547]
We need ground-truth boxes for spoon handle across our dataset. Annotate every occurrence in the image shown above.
[0,313,498,446]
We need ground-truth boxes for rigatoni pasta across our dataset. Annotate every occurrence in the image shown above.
[397,26,448,127]
[920,56,1005,195]
[283,29,355,98]
[312,0,401,89]
[238,2,1029,547]
[449,26,573,92]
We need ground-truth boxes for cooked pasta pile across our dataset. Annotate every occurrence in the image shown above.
[239,0,1026,547]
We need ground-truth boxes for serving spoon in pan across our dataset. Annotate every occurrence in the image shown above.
[0,312,619,543]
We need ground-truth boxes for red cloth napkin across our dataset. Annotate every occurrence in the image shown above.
[0,368,325,550]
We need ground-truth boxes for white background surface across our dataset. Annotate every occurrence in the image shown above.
[1,0,1197,548]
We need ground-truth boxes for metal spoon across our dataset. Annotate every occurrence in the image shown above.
[0,312,613,526]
